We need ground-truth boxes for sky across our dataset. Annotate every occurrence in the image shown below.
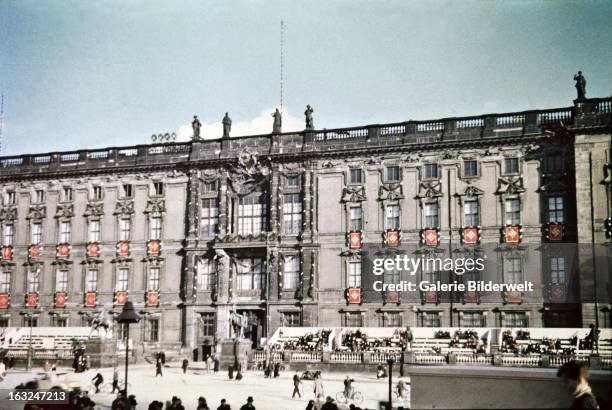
[0,0,611,156]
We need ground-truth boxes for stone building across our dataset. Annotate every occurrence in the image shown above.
[0,95,610,360]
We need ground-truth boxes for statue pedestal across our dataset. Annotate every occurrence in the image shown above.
[87,338,117,368]
[219,339,252,371]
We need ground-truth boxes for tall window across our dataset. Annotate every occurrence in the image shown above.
[348,261,361,288]
[421,312,440,327]
[201,198,219,237]
[150,216,162,240]
[119,218,131,241]
[88,220,101,242]
[349,206,363,231]
[2,223,14,246]
[464,160,478,177]
[504,312,528,327]
[382,312,402,327]
[147,318,160,342]
[286,175,299,187]
[93,186,103,200]
[27,269,40,292]
[461,312,484,327]
[349,168,363,184]
[236,257,264,291]
[62,188,73,202]
[544,154,563,174]
[24,316,38,327]
[0,270,11,293]
[197,259,215,291]
[547,196,564,223]
[384,166,400,183]
[424,163,438,179]
[238,193,267,235]
[464,200,480,226]
[6,191,16,205]
[344,312,363,327]
[283,194,302,234]
[504,158,519,174]
[148,267,160,290]
[116,268,129,291]
[282,312,301,327]
[201,313,216,336]
[59,221,71,243]
[503,258,522,284]
[122,184,133,199]
[283,256,300,290]
[424,202,439,228]
[34,190,45,203]
[55,269,68,292]
[550,257,566,284]
[85,269,98,292]
[31,222,42,245]
[53,317,67,327]
[505,199,521,225]
[0,317,9,327]
[423,264,440,284]
[153,182,164,196]
[202,180,217,193]
[386,204,400,230]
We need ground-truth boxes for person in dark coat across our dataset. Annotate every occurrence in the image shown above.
[182,358,189,374]
[304,400,315,410]
[228,365,234,380]
[217,398,231,410]
[292,373,302,398]
[239,396,255,410]
[197,396,210,410]
[273,362,280,378]
[155,359,163,377]
[213,356,220,373]
[321,396,338,410]
[557,361,599,410]
[91,372,104,394]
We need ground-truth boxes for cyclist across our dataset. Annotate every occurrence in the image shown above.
[343,376,355,400]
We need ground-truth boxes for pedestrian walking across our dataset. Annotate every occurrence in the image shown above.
[112,367,119,393]
[214,356,220,374]
[314,373,324,400]
[91,372,104,394]
[182,358,189,374]
[273,361,280,378]
[292,373,302,398]
[228,365,234,380]
[155,359,163,377]
[206,355,213,373]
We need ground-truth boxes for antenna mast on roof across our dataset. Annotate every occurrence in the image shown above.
[280,19,284,114]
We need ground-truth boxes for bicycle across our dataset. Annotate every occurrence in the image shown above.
[86,380,131,394]
[336,390,363,405]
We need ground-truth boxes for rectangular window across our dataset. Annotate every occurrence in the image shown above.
[2,223,14,246]
[31,222,42,245]
[0,317,8,327]
[421,312,440,327]
[147,318,160,342]
[24,317,38,327]
[384,166,400,183]
[382,312,402,327]
[424,163,438,179]
[238,193,267,236]
[55,269,68,292]
[236,257,265,291]
[59,221,71,243]
[505,199,521,225]
[344,312,363,327]
[53,317,68,327]
[349,168,363,184]
[283,256,300,290]
[201,313,216,336]
[0,271,11,293]
[62,188,73,202]
[386,204,400,230]
[504,158,519,174]
[461,312,484,327]
[197,259,215,291]
[154,182,164,196]
[348,261,361,288]
[27,269,40,293]
[544,155,563,174]
[148,267,160,290]
[93,186,103,200]
[504,258,522,284]
[464,200,480,226]
[150,216,162,240]
[6,191,16,205]
[116,268,129,291]
[503,312,528,327]
[201,198,219,237]
[286,175,299,187]
[283,193,302,234]
[547,196,564,223]
[282,312,301,327]
[122,184,133,199]
[550,257,566,284]
[85,269,98,292]
[464,160,478,177]
[35,190,45,204]
[424,202,439,228]
[88,220,101,242]
[350,206,363,231]
[202,180,217,193]
[119,218,131,241]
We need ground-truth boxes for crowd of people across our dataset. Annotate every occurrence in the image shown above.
[337,329,408,352]
[271,329,332,352]
[500,326,601,357]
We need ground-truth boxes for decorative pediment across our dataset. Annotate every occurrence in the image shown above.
[228,149,270,196]
[342,186,366,203]
[0,206,17,222]
[497,176,525,195]
[84,202,104,217]
[26,205,47,220]
[379,183,404,201]
[55,203,74,219]
[459,185,484,197]
[417,181,443,199]
[322,160,337,169]
[114,200,134,215]
[199,169,220,183]
[145,198,166,214]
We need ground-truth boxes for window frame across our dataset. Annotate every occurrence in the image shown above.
[383,165,401,183]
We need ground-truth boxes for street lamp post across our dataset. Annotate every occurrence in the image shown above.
[387,358,394,410]
[115,301,140,395]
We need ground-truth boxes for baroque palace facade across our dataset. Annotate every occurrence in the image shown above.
[0,95,610,359]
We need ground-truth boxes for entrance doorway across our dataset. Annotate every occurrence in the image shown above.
[237,310,265,348]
